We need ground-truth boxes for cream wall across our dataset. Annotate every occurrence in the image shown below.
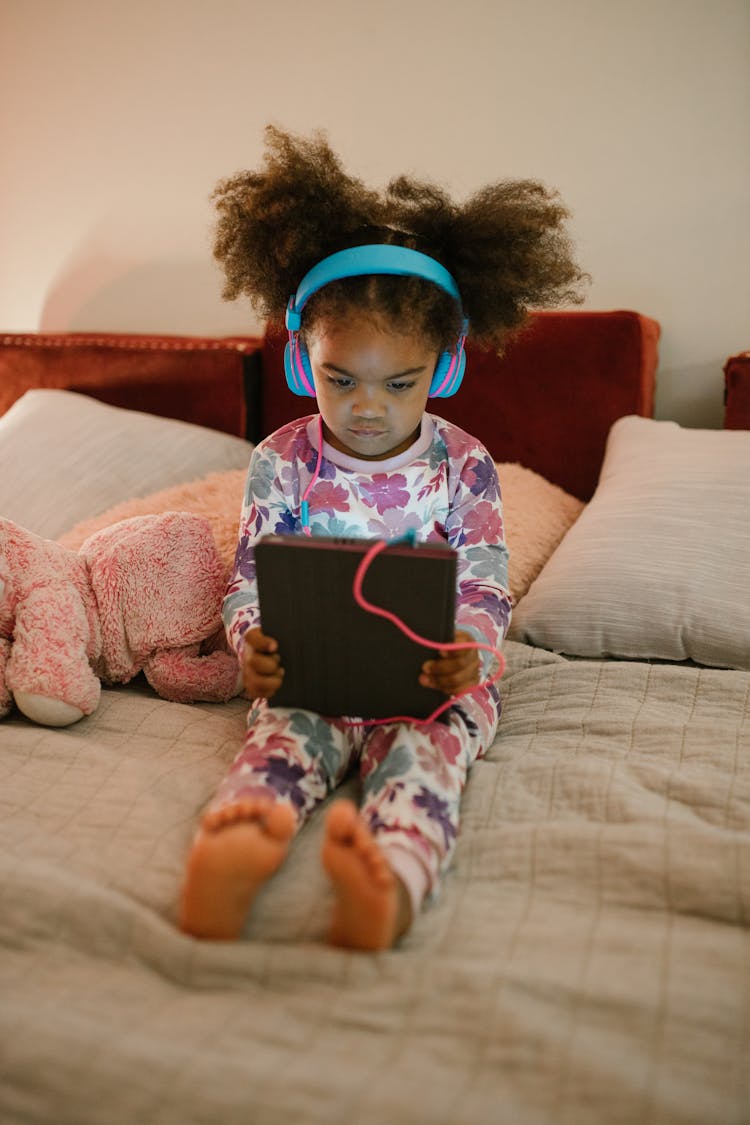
[1,0,748,426]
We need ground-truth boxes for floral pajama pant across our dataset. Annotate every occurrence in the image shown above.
[207,684,501,911]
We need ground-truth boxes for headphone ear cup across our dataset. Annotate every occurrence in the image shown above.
[428,339,467,398]
[284,333,317,397]
[428,352,451,397]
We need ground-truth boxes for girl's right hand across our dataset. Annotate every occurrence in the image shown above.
[242,627,285,699]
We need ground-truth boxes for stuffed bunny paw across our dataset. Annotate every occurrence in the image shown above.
[12,691,85,727]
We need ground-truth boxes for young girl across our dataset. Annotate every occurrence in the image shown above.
[180,127,586,949]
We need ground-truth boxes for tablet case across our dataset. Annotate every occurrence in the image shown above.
[254,535,457,719]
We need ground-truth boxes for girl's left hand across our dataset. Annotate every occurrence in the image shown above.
[419,630,480,696]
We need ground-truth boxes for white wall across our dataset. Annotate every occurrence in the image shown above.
[1,0,748,426]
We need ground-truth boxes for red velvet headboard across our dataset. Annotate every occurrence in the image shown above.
[724,352,750,430]
[260,310,660,501]
[0,332,260,439]
[0,310,659,502]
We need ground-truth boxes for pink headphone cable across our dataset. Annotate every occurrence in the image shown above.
[343,539,506,728]
[300,414,324,535]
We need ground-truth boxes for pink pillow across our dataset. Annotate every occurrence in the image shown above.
[59,463,583,606]
[498,463,584,603]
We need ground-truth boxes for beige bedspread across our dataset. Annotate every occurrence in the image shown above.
[1,641,748,1125]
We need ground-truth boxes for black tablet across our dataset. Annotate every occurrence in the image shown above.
[254,535,457,720]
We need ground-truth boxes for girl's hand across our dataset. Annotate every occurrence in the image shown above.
[242,627,285,699]
[419,630,481,697]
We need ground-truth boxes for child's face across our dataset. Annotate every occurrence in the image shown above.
[306,313,439,461]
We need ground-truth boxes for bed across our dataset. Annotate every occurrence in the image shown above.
[1,313,748,1125]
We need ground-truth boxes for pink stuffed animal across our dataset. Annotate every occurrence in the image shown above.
[0,512,241,727]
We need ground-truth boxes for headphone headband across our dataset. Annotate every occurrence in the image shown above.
[283,244,469,399]
[285,244,465,332]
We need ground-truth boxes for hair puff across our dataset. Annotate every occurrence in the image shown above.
[212,126,588,351]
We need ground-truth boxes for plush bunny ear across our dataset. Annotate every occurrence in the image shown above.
[81,512,228,679]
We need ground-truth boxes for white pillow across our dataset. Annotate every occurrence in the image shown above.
[509,415,750,670]
[0,390,253,539]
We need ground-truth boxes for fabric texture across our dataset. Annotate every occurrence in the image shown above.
[0,330,258,436]
[59,459,583,607]
[0,513,241,724]
[208,691,497,903]
[0,389,253,540]
[510,414,750,669]
[1,642,748,1125]
[222,413,512,660]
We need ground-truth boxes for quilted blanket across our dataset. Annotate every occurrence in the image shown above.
[1,642,748,1125]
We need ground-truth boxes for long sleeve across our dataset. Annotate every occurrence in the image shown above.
[443,438,512,657]
[222,438,302,657]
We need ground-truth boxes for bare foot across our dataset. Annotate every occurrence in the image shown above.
[321,799,412,951]
[180,797,296,940]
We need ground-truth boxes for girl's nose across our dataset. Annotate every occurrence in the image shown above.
[351,386,383,417]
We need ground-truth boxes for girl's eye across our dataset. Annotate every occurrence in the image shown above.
[328,376,354,390]
[388,381,415,393]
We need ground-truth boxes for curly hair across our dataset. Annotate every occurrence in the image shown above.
[212,126,588,352]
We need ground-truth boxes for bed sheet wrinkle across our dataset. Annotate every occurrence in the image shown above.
[314,961,442,1124]
[1,956,261,1125]
[1,641,748,1123]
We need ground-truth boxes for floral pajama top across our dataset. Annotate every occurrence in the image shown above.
[223,413,512,672]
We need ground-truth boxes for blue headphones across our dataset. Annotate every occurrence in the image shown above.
[284,244,469,398]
